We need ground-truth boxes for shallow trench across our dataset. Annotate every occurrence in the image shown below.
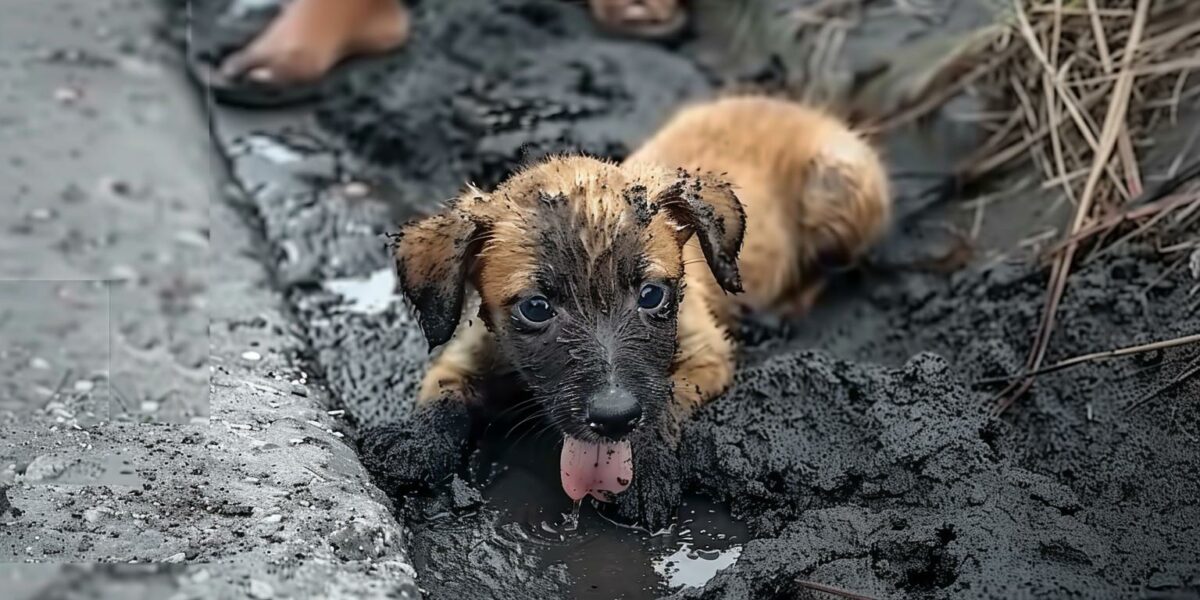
[183,0,1200,597]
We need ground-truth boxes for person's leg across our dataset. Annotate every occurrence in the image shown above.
[220,0,409,86]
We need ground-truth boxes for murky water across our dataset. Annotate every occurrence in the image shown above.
[468,427,748,598]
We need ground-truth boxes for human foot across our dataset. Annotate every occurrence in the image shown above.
[219,0,409,87]
[589,0,688,40]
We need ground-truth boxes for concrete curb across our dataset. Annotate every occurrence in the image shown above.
[1,1,418,598]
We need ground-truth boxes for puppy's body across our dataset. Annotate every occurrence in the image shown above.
[416,97,888,410]
[630,97,890,316]
[389,97,889,526]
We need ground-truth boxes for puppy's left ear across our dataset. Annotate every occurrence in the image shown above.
[659,170,746,293]
[389,209,481,350]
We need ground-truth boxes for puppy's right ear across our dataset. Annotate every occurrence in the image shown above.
[389,209,480,350]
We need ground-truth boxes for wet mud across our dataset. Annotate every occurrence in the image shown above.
[185,0,1200,598]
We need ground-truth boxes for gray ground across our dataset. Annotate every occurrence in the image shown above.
[4,0,1199,599]
[2,1,415,598]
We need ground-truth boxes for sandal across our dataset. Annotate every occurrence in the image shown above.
[187,54,329,109]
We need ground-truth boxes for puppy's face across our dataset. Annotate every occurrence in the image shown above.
[391,157,744,443]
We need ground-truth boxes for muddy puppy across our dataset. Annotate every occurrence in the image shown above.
[382,96,889,528]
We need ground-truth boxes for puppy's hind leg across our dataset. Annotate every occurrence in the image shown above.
[795,127,891,281]
[764,123,891,316]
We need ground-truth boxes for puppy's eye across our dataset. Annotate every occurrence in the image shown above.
[637,283,667,310]
[517,296,555,324]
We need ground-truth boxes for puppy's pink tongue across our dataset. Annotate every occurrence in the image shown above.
[560,437,633,502]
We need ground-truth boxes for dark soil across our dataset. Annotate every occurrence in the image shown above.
[184,0,1200,598]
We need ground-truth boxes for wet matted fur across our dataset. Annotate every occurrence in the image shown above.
[385,96,890,527]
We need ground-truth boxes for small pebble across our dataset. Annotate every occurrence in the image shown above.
[242,351,262,362]
[110,264,138,281]
[82,507,110,523]
[29,208,54,221]
[73,380,94,393]
[140,401,159,413]
[174,229,208,248]
[30,357,50,370]
[261,514,282,524]
[54,86,81,104]
[164,552,186,563]
[248,580,274,599]
[101,177,131,197]
[343,181,370,198]
[60,184,86,203]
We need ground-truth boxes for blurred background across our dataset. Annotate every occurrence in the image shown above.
[2,1,1198,598]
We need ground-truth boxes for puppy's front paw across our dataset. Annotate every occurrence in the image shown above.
[613,430,682,531]
[358,398,470,495]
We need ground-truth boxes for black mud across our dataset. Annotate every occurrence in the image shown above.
[186,0,1200,598]
[677,351,1105,598]
[314,0,712,205]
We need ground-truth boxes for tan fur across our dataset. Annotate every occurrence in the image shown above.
[627,96,891,315]
[670,250,735,414]
[417,296,495,406]
[412,97,890,417]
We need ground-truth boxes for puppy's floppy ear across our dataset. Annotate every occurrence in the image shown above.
[658,169,746,293]
[389,208,481,349]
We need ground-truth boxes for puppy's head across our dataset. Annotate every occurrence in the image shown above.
[390,156,744,445]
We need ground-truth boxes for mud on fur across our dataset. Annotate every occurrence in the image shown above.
[384,96,891,529]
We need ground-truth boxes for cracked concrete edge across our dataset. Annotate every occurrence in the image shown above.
[1,3,420,597]
[193,193,420,599]
[2,180,420,600]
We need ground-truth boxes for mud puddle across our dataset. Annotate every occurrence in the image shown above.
[481,433,747,597]
[409,427,748,599]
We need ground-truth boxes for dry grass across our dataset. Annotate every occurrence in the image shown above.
[845,1,1200,198]
[960,1,1200,203]
[975,0,1200,411]
[733,0,1200,410]
[837,0,1200,411]
[762,0,1200,208]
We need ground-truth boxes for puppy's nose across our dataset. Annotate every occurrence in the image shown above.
[586,387,642,439]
